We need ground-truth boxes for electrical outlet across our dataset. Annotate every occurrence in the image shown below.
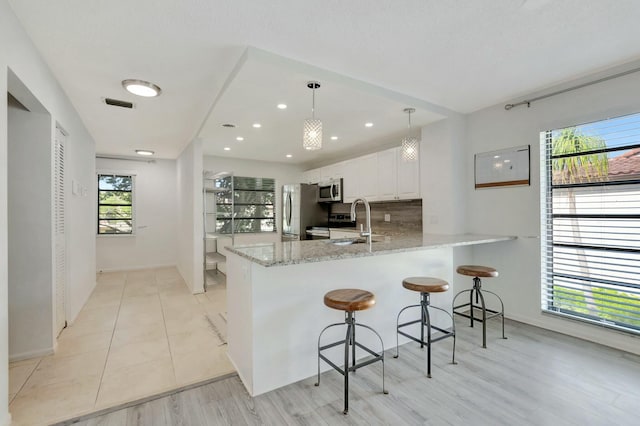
[384,214,391,222]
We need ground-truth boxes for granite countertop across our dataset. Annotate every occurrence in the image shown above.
[225,233,517,267]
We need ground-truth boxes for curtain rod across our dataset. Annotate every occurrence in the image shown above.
[504,66,640,111]
[96,154,155,163]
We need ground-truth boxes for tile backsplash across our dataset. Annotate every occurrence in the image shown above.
[331,199,422,234]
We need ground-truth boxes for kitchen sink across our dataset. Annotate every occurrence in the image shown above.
[326,238,380,246]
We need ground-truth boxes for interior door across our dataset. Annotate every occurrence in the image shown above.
[54,126,67,336]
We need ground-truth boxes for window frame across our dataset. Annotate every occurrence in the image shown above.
[541,114,640,335]
[97,172,136,236]
[213,176,277,234]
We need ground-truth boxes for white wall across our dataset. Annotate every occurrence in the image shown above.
[461,69,640,355]
[176,140,203,293]
[202,155,304,245]
[7,94,53,361]
[0,1,97,423]
[96,158,178,272]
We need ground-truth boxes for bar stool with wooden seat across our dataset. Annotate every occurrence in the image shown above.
[394,277,456,378]
[315,289,388,415]
[452,265,506,348]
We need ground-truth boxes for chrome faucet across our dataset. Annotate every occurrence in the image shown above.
[350,197,372,244]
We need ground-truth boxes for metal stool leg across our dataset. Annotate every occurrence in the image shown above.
[315,322,344,387]
[343,315,352,414]
[422,297,432,378]
[476,286,487,348]
[483,289,508,341]
[355,323,388,395]
[315,312,387,415]
[394,304,420,358]
[429,305,457,365]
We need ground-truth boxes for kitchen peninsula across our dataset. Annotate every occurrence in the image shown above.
[225,233,516,396]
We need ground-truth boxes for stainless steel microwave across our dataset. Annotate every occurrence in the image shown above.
[317,178,343,203]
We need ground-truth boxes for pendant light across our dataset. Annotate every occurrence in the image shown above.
[401,108,419,161]
[303,81,322,150]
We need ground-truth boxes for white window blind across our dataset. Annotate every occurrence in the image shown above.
[542,112,640,333]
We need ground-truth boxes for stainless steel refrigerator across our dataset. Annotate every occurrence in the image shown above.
[282,183,328,241]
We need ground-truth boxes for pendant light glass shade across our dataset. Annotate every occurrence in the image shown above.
[401,108,419,161]
[401,135,419,161]
[303,81,322,150]
[303,118,322,150]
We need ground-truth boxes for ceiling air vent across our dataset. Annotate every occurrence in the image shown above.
[104,98,135,109]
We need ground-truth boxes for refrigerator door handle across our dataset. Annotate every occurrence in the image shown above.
[286,192,292,227]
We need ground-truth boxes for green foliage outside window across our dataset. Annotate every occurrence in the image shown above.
[98,174,133,234]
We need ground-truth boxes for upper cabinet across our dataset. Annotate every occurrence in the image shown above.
[396,147,420,199]
[320,162,344,182]
[342,158,359,203]
[302,168,321,184]
[377,148,398,200]
[303,146,420,202]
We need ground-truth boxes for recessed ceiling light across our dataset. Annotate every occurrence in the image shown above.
[277,104,287,109]
[135,149,154,156]
[236,136,244,141]
[122,79,161,97]
[494,155,501,159]
[223,147,231,151]
[286,154,293,158]
[252,123,262,128]
[365,122,373,128]
[331,136,338,140]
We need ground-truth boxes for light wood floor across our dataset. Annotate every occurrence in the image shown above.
[62,318,640,426]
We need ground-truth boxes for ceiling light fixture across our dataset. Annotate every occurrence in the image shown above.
[286,154,293,158]
[252,123,262,128]
[303,81,322,151]
[365,122,373,128]
[400,108,419,162]
[236,137,244,141]
[223,147,231,151]
[122,79,162,97]
[135,149,154,156]
[331,136,338,141]
[277,104,287,109]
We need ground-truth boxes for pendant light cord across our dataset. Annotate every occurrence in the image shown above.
[311,87,316,119]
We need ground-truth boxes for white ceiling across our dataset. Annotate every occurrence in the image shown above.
[8,0,640,164]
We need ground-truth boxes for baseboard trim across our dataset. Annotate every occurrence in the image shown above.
[9,347,54,363]
[0,412,11,426]
[506,312,640,356]
[96,263,177,273]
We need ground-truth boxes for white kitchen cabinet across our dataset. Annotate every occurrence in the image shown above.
[320,162,344,181]
[302,168,321,184]
[376,147,420,201]
[358,153,379,201]
[341,158,360,203]
[377,148,398,200]
[396,148,420,199]
[306,146,419,202]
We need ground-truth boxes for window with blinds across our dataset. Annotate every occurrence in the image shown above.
[542,112,640,333]
[215,176,276,233]
[98,174,134,234]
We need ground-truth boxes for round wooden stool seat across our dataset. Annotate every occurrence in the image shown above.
[456,265,498,278]
[402,277,449,293]
[324,289,376,312]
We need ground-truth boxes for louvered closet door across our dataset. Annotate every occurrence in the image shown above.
[54,127,67,336]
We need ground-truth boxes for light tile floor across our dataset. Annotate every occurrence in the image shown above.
[8,267,232,426]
